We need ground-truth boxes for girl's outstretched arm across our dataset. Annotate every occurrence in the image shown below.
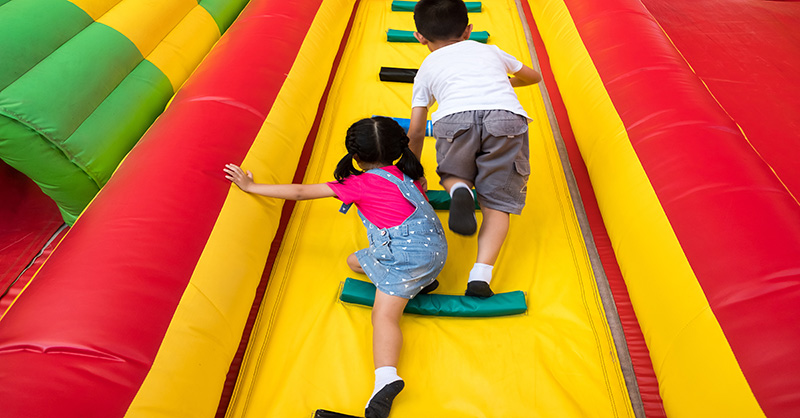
[224,164,336,201]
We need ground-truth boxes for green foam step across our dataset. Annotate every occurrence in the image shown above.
[340,278,527,317]
[387,29,489,44]
[391,1,482,12]
[426,190,479,211]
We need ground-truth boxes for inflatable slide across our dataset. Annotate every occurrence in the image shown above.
[1,0,798,417]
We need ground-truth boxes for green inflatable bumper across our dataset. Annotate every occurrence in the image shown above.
[425,189,480,211]
[340,278,527,317]
[387,29,490,44]
[391,1,483,13]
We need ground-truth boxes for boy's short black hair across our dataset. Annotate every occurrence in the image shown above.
[414,0,469,42]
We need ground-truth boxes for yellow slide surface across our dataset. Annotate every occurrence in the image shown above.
[227,1,634,416]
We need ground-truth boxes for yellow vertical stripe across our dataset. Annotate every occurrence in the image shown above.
[146,6,221,91]
[525,0,764,416]
[123,1,356,416]
[97,0,198,56]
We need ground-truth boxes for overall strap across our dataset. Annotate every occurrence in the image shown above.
[338,168,410,214]
[365,168,425,208]
[367,169,441,229]
[364,167,410,187]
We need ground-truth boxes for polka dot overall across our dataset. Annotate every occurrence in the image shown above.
[353,169,448,299]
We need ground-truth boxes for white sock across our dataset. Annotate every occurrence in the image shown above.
[367,366,402,406]
[468,263,494,284]
[449,182,471,198]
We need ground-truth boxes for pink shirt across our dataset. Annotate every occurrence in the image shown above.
[327,166,426,229]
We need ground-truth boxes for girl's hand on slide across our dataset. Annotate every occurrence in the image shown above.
[224,163,254,192]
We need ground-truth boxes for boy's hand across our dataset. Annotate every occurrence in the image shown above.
[224,163,254,192]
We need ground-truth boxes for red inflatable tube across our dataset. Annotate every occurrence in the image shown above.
[0,1,324,416]
[564,0,800,414]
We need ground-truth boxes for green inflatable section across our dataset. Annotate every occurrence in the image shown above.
[340,278,528,317]
[0,0,250,225]
[0,23,145,224]
[0,0,92,91]
[68,61,174,186]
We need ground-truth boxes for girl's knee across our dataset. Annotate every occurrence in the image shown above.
[347,253,363,273]
[372,292,408,323]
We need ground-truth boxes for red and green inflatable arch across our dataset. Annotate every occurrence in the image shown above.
[0,0,248,224]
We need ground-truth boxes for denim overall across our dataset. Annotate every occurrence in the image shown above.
[347,168,448,299]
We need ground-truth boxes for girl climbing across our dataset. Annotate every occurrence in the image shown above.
[224,116,447,418]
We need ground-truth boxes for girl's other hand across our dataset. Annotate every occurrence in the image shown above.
[224,163,254,192]
[416,176,428,192]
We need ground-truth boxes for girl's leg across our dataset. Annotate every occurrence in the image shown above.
[347,252,364,274]
[366,290,409,418]
[372,290,408,368]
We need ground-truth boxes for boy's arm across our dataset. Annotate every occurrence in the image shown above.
[224,164,336,200]
[408,106,429,160]
[510,65,542,87]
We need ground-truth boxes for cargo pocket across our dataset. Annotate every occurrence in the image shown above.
[484,112,528,139]
[433,121,471,143]
[432,121,474,167]
[506,157,531,207]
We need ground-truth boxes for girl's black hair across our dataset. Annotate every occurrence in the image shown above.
[334,116,425,182]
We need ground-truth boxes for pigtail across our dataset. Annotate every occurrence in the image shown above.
[334,151,361,182]
[396,145,425,180]
[385,119,425,180]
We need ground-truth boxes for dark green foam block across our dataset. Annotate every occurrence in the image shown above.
[391,1,482,12]
[426,190,479,211]
[340,278,527,317]
[379,66,417,83]
[387,29,489,44]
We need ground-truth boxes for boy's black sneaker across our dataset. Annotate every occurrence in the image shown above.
[465,281,494,298]
[449,188,477,236]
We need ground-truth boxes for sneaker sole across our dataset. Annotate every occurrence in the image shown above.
[449,188,477,236]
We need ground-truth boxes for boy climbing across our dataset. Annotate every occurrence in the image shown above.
[408,0,542,297]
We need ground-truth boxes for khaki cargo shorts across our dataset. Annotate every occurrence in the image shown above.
[432,110,530,215]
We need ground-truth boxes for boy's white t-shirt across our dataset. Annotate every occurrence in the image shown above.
[411,40,530,124]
